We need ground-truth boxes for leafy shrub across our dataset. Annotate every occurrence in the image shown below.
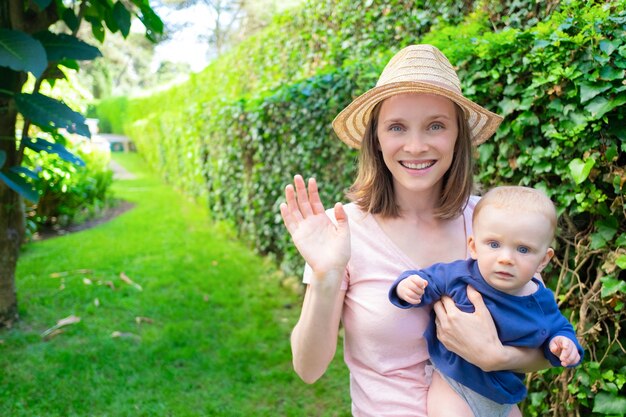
[425,2,626,415]
[24,137,114,235]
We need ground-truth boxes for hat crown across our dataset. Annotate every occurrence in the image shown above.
[375,45,462,94]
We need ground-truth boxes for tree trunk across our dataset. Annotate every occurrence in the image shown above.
[0,68,25,328]
[1,0,27,327]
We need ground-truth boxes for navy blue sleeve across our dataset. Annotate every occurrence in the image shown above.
[542,316,585,368]
[389,268,444,309]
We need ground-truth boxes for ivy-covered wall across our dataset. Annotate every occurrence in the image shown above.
[95,0,626,415]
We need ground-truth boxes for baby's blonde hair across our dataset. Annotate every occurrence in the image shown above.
[473,186,557,238]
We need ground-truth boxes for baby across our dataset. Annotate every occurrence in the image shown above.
[389,186,584,417]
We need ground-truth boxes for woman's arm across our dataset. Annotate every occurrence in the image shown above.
[280,175,352,382]
[291,273,346,383]
[433,285,550,373]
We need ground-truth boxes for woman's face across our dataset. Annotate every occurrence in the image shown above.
[376,93,458,198]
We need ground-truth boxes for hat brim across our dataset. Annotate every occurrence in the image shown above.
[332,82,503,149]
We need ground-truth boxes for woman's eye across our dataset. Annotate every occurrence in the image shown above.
[517,246,529,254]
[389,125,403,132]
[430,123,444,131]
[488,241,500,249]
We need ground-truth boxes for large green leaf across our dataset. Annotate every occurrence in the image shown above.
[568,158,595,184]
[23,137,85,167]
[0,29,47,78]
[135,3,164,42]
[600,276,626,297]
[113,2,132,38]
[585,94,626,119]
[33,31,101,62]
[592,392,626,413]
[579,82,611,103]
[14,92,91,138]
[10,166,39,181]
[0,170,39,203]
[62,9,80,33]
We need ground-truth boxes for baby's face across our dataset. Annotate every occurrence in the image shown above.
[468,206,554,296]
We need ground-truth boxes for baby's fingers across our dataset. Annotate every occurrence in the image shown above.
[560,345,580,367]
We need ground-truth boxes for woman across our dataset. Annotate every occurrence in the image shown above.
[280,44,548,416]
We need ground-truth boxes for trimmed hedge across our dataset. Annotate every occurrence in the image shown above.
[95,0,626,415]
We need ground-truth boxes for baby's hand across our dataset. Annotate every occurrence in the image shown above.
[397,275,428,305]
[549,336,581,367]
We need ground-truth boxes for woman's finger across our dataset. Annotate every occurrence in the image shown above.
[279,202,295,234]
[284,183,303,223]
[294,174,314,218]
[307,177,325,215]
[466,285,487,313]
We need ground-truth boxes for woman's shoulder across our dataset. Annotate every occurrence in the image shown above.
[325,202,366,220]
[466,195,481,211]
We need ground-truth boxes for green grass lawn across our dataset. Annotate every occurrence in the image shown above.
[1,153,350,417]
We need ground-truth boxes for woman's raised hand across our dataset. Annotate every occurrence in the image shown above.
[280,175,351,275]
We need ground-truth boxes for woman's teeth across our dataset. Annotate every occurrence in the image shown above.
[401,161,435,170]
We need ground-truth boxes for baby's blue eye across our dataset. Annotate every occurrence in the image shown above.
[489,241,500,249]
[518,246,529,254]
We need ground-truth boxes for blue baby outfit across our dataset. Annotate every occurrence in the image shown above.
[389,258,584,404]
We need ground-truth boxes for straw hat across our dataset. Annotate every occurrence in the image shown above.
[332,44,503,148]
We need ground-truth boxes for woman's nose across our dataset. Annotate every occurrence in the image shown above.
[403,132,428,153]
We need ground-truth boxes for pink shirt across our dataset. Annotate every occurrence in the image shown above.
[304,199,477,416]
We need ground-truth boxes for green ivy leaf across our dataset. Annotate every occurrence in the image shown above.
[585,95,626,119]
[568,158,595,184]
[617,234,626,247]
[599,65,624,81]
[591,233,608,250]
[605,144,618,161]
[33,31,101,62]
[579,82,611,103]
[14,92,91,138]
[499,97,520,116]
[617,255,626,270]
[596,217,618,241]
[23,137,85,166]
[0,28,47,78]
[599,39,619,56]
[592,392,626,413]
[0,170,39,203]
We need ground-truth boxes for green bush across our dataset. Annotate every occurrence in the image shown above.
[24,137,114,234]
[93,0,626,414]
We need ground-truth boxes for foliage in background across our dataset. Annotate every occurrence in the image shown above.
[0,0,163,328]
[23,139,114,237]
[94,0,625,415]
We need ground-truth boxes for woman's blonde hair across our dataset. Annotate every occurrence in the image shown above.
[346,100,473,220]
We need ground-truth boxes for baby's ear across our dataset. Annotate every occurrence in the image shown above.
[536,247,555,273]
[467,236,478,260]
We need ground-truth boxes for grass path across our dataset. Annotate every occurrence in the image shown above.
[1,153,349,416]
